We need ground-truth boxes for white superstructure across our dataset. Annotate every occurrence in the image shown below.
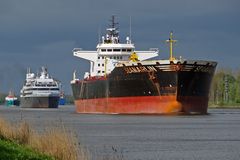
[20,67,60,98]
[72,16,159,79]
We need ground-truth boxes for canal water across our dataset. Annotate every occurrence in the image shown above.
[0,105,240,160]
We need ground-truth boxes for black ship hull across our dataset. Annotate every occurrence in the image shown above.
[20,96,59,108]
[72,60,217,114]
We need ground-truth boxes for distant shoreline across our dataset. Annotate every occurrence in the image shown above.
[209,105,240,109]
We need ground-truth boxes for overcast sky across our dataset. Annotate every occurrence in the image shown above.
[0,0,239,94]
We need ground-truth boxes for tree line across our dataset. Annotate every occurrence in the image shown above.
[209,68,240,106]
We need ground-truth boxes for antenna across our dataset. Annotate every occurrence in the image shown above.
[27,67,30,74]
[98,25,101,43]
[129,16,132,43]
[73,70,76,80]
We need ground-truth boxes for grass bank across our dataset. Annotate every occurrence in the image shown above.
[0,118,89,160]
[0,138,53,160]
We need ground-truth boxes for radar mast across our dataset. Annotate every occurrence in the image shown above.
[166,31,177,61]
[105,15,119,44]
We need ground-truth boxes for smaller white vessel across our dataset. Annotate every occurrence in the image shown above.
[20,67,60,108]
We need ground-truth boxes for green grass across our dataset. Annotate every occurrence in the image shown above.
[209,102,240,108]
[0,138,54,160]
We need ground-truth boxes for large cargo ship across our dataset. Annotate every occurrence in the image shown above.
[20,67,60,108]
[71,16,217,114]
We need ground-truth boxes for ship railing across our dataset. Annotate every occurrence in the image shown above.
[73,48,82,52]
[149,48,159,52]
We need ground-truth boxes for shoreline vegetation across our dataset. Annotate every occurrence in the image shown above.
[209,68,240,107]
[0,118,89,160]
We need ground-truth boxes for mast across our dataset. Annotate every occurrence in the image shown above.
[166,31,177,61]
[105,15,119,44]
[109,15,118,35]
[129,16,132,43]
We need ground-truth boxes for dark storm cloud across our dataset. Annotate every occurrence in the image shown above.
[0,0,239,94]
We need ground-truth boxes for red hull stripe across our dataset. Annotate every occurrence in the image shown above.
[75,96,184,114]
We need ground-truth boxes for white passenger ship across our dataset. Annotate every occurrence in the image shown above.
[20,67,60,108]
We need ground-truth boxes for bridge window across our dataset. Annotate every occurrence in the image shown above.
[113,49,121,52]
[101,49,106,52]
[122,49,127,52]
[107,49,112,52]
